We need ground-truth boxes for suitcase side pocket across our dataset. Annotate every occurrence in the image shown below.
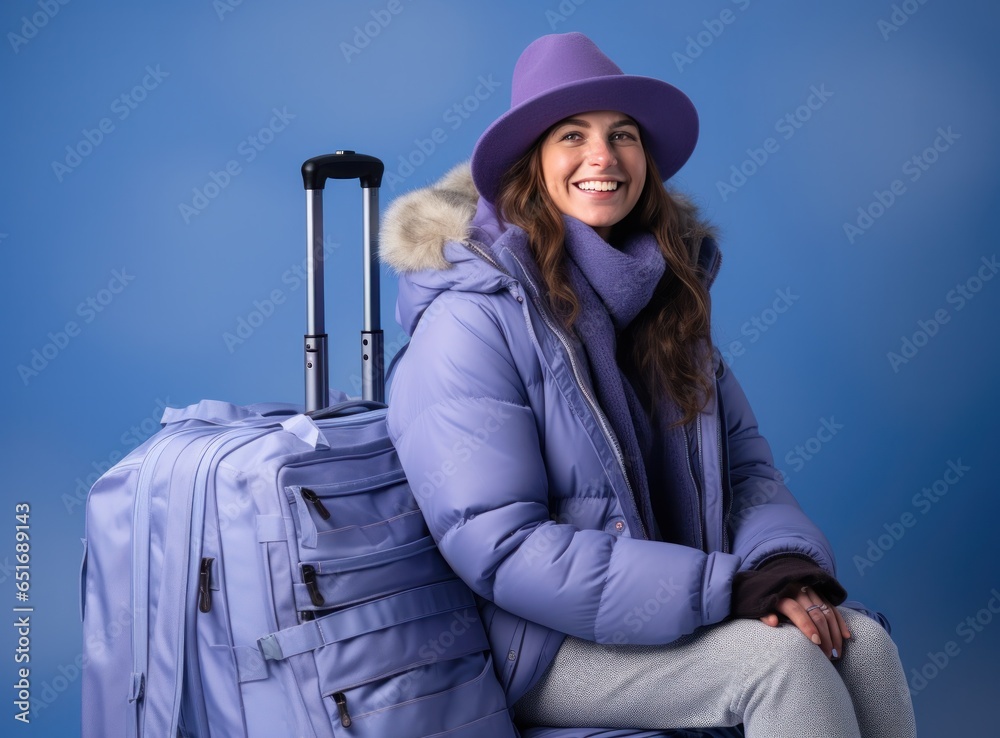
[296,535,456,613]
[258,580,510,738]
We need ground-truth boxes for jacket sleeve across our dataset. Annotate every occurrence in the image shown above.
[719,360,838,575]
[387,291,740,645]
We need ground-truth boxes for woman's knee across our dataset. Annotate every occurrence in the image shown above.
[839,606,900,660]
[707,617,842,699]
[730,620,855,728]
[754,621,837,672]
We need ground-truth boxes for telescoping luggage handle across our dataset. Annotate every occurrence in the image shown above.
[301,151,385,412]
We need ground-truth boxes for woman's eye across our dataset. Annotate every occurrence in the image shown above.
[562,132,582,141]
[610,131,635,142]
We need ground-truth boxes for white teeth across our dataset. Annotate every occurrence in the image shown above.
[576,180,618,191]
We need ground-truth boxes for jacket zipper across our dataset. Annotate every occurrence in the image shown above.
[716,395,727,553]
[463,240,647,540]
[684,421,705,551]
[715,373,732,554]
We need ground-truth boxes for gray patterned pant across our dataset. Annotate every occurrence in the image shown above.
[514,608,916,737]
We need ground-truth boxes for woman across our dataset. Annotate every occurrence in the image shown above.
[382,33,915,737]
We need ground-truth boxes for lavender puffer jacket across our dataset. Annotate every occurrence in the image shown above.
[381,164,838,707]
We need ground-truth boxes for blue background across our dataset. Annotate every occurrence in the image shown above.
[2,0,997,734]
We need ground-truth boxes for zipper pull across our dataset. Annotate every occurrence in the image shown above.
[332,692,352,727]
[198,557,214,613]
[301,564,325,606]
[300,488,331,520]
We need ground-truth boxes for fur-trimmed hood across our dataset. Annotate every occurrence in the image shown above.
[381,163,482,274]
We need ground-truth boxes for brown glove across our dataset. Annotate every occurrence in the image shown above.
[730,555,847,619]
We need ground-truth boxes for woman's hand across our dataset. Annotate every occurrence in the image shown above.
[760,586,852,660]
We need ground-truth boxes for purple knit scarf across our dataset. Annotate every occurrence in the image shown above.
[561,216,700,544]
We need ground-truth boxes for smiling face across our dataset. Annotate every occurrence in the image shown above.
[538,110,647,239]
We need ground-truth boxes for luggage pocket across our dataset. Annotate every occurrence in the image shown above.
[324,655,510,738]
[309,584,489,688]
[296,535,457,613]
[286,469,427,560]
[258,580,512,736]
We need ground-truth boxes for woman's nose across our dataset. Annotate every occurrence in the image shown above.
[586,139,617,166]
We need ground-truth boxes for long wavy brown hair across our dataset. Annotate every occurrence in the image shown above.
[495,135,714,425]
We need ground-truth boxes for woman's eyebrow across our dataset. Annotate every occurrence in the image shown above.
[552,117,639,132]
[554,117,593,129]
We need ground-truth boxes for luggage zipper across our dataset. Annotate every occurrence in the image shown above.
[131,425,261,738]
[301,565,325,606]
[129,428,210,738]
[197,557,214,613]
[332,692,352,727]
[300,487,331,520]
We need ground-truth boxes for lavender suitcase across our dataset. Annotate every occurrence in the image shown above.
[81,152,516,737]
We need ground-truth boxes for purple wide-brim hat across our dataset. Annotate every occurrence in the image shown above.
[471,32,699,203]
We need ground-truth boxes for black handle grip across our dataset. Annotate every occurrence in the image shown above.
[301,151,384,190]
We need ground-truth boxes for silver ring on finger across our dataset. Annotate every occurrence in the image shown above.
[806,604,823,613]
